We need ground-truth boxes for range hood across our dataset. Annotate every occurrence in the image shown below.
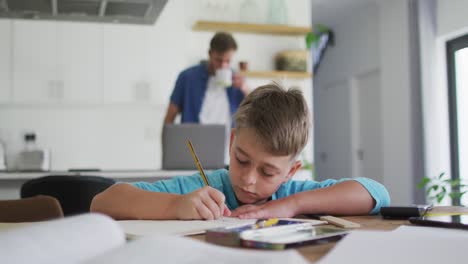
[0,0,167,25]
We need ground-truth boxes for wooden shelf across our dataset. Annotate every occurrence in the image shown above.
[241,70,312,79]
[193,20,311,36]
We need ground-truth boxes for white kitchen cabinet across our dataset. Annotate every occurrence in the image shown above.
[57,22,102,104]
[103,24,152,104]
[0,19,11,104]
[12,20,58,103]
[13,20,102,104]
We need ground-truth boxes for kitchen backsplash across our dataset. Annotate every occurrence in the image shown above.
[0,105,165,170]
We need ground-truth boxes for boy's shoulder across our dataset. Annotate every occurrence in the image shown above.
[206,169,230,186]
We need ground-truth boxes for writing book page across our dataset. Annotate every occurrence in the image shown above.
[0,213,125,264]
[85,234,309,264]
[318,225,468,264]
[118,217,327,239]
[118,217,258,238]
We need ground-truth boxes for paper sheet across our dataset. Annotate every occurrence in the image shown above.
[0,213,125,264]
[318,225,468,264]
[85,234,309,264]
[118,217,258,238]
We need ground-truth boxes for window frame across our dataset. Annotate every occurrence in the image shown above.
[446,34,468,205]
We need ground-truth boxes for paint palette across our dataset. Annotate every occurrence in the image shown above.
[206,219,348,250]
[240,224,349,250]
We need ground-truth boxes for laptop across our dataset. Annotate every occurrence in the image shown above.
[162,124,226,170]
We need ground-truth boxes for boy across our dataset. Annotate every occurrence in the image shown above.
[91,84,390,220]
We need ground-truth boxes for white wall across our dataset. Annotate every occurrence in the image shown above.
[379,0,422,205]
[314,0,424,204]
[0,0,313,170]
[313,2,380,180]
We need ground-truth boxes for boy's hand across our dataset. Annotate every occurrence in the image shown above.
[231,198,297,219]
[173,186,231,220]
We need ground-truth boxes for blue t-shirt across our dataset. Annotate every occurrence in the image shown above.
[170,63,245,123]
[131,169,390,215]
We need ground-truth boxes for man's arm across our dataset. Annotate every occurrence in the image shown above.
[163,103,180,124]
[90,183,229,220]
[231,181,377,219]
[232,72,249,95]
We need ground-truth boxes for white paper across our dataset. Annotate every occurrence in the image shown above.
[0,213,125,264]
[118,217,258,238]
[319,225,468,264]
[84,234,309,264]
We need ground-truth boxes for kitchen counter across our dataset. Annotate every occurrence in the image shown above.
[0,169,313,200]
[0,170,198,200]
[0,170,199,180]
[0,169,313,181]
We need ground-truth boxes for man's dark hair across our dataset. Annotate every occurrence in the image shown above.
[210,32,237,53]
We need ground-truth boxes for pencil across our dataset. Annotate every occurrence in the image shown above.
[255,218,279,228]
[186,140,210,186]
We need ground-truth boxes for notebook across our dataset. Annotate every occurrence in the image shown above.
[0,214,125,264]
[85,234,309,264]
[318,225,468,264]
[118,217,258,239]
[162,124,226,170]
[117,217,327,240]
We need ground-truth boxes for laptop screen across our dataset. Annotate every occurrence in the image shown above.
[162,124,226,170]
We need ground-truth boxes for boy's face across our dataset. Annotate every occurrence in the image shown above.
[228,128,302,205]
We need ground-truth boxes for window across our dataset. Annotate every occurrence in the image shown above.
[447,34,468,205]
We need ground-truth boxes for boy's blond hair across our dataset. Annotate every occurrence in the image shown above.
[234,83,310,158]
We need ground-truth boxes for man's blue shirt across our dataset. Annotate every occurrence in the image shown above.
[170,63,245,123]
[131,169,391,215]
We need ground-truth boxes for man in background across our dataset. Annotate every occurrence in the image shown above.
[163,32,249,125]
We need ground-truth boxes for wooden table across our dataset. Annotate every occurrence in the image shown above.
[191,216,409,263]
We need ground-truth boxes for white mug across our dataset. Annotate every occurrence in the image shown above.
[215,68,232,88]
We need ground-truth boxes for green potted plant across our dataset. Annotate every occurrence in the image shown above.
[305,24,334,74]
[417,172,468,205]
[300,153,315,180]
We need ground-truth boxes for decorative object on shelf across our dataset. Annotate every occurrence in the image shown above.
[267,0,288,25]
[275,50,308,72]
[239,61,248,71]
[417,172,468,206]
[306,24,334,74]
[239,0,261,24]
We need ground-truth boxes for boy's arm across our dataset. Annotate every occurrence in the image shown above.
[232,180,387,219]
[91,183,229,220]
[293,180,376,215]
[90,183,180,220]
